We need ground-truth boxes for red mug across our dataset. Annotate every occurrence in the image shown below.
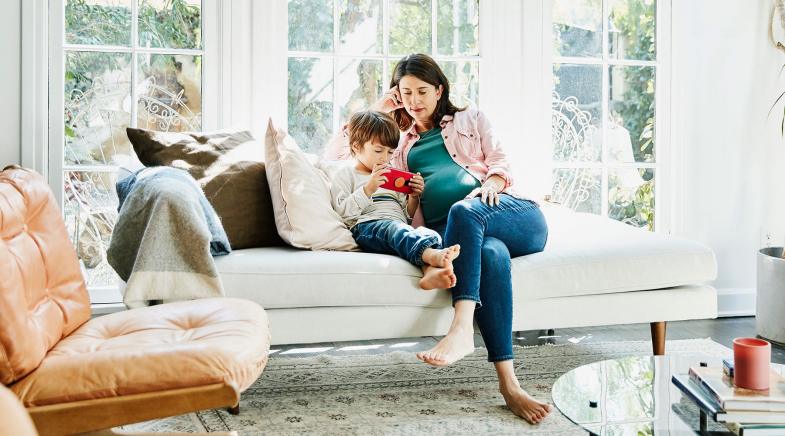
[733,337,771,390]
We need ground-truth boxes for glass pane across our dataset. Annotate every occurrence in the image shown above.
[389,0,432,56]
[552,0,601,58]
[65,51,133,166]
[289,0,334,52]
[609,65,655,163]
[138,0,202,49]
[551,360,603,424]
[605,357,655,421]
[609,0,656,61]
[553,63,601,162]
[439,60,479,108]
[338,0,382,54]
[137,54,203,131]
[436,0,479,56]
[337,59,383,126]
[608,168,655,230]
[64,170,121,288]
[288,57,334,153]
[65,0,132,46]
[552,168,601,214]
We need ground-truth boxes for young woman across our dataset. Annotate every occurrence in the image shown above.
[326,53,551,425]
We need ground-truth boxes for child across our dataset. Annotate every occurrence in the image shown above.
[330,111,460,290]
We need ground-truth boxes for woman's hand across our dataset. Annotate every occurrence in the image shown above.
[363,164,391,197]
[371,86,404,113]
[465,185,501,206]
[408,172,424,198]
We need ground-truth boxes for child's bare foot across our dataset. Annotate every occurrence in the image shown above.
[415,324,475,366]
[419,265,456,290]
[500,385,553,424]
[421,244,461,268]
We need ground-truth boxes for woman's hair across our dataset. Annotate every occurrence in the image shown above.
[390,53,465,131]
[347,110,400,156]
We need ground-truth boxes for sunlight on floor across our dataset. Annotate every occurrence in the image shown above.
[388,342,420,348]
[338,344,384,351]
[280,346,334,355]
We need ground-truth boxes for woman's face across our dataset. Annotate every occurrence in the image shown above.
[398,74,443,128]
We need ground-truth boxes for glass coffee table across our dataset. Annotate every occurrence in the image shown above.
[551,355,778,435]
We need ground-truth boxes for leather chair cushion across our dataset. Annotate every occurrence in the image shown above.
[0,168,91,385]
[10,298,270,407]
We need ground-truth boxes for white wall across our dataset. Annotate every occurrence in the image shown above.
[672,0,783,315]
[0,0,21,167]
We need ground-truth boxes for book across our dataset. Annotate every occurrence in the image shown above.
[689,367,785,412]
[672,374,721,420]
[725,359,735,378]
[673,375,785,423]
[725,422,785,436]
[717,410,785,424]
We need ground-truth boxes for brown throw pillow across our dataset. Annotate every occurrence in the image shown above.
[127,127,284,249]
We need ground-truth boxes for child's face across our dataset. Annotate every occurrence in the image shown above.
[354,140,394,170]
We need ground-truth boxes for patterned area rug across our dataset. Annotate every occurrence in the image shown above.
[125,338,731,435]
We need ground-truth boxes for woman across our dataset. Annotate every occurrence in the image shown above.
[326,54,551,425]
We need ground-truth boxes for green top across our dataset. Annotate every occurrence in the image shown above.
[407,127,480,226]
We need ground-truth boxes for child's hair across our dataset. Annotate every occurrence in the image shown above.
[347,111,400,156]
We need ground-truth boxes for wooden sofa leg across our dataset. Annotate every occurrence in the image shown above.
[228,403,240,415]
[650,321,666,355]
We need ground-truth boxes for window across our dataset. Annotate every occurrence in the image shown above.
[287,0,480,154]
[550,0,657,230]
[58,0,204,290]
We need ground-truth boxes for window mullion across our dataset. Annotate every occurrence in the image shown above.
[332,0,339,136]
[383,0,389,85]
[431,0,437,55]
[131,0,139,129]
[600,0,609,218]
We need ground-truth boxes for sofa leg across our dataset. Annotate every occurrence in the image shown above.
[228,403,240,415]
[650,321,666,355]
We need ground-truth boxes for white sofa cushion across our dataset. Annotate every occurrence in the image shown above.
[216,204,717,308]
[216,247,449,309]
[517,204,717,299]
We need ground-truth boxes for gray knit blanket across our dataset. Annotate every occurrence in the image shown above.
[108,166,231,308]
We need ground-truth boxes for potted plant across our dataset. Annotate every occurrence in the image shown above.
[759,0,785,345]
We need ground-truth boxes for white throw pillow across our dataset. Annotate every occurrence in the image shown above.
[264,118,358,251]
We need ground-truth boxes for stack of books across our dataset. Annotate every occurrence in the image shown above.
[672,362,785,435]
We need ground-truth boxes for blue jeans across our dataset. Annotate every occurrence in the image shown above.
[351,219,442,266]
[432,195,548,362]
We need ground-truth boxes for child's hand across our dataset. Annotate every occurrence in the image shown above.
[363,164,391,197]
[409,172,424,198]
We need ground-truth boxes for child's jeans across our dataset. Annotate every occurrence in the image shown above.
[351,219,442,266]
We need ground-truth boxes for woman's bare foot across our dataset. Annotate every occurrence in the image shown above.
[419,265,456,290]
[500,384,553,425]
[415,324,475,366]
[421,244,461,268]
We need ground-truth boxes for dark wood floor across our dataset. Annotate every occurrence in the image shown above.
[269,316,785,364]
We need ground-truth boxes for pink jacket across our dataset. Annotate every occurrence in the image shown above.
[323,108,524,227]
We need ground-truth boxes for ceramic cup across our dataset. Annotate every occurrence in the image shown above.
[733,337,771,390]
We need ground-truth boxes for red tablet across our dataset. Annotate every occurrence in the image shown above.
[380,168,415,194]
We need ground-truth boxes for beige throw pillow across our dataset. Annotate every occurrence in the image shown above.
[264,119,358,251]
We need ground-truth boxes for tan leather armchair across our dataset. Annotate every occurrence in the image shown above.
[0,167,270,435]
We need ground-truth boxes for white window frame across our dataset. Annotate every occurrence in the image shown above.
[285,0,482,150]
[543,0,672,233]
[23,0,223,305]
[47,0,221,207]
